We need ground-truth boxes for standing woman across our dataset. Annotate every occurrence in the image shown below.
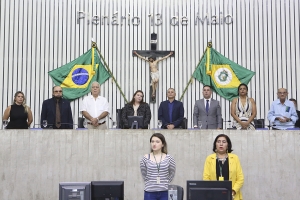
[122,90,151,129]
[231,83,257,130]
[140,133,176,200]
[203,134,244,200]
[2,91,33,129]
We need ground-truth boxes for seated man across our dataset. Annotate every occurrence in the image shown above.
[158,88,184,129]
[289,98,300,128]
[267,88,298,130]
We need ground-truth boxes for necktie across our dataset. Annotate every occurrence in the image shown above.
[56,99,61,128]
[206,100,209,113]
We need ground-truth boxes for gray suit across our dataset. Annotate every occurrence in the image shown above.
[193,98,222,129]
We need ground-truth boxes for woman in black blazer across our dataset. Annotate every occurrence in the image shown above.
[121,90,151,129]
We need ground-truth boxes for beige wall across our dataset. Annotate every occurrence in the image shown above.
[0,129,299,200]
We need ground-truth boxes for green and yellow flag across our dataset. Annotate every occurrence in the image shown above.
[49,47,111,100]
[193,45,255,101]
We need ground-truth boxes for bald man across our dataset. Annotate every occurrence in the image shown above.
[267,88,298,130]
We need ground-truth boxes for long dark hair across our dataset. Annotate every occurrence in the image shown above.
[238,83,248,95]
[129,90,145,105]
[150,133,168,154]
[213,134,233,153]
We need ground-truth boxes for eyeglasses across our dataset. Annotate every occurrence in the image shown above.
[54,90,62,93]
[278,92,287,94]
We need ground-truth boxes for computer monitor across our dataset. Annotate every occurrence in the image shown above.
[187,180,232,200]
[127,116,144,129]
[91,181,124,200]
[59,182,91,200]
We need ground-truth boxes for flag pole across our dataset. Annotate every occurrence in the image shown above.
[179,41,212,101]
[92,42,129,103]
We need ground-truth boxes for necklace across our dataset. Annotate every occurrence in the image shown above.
[153,152,163,184]
[217,154,228,164]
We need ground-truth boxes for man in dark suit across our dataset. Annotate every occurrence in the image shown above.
[40,86,73,129]
[289,98,300,128]
[158,88,184,129]
[193,85,222,129]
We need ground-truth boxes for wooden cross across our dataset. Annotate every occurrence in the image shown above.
[132,33,175,103]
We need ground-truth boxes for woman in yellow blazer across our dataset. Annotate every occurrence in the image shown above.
[203,134,244,200]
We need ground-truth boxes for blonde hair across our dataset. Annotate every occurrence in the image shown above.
[13,91,29,113]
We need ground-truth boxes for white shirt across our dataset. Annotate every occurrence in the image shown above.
[204,97,211,108]
[80,95,110,123]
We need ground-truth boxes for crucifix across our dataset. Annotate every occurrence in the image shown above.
[132,33,175,103]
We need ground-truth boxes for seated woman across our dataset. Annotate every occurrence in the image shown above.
[121,90,151,129]
[2,91,33,129]
[231,83,257,130]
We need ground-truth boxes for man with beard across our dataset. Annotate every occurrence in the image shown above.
[40,86,73,129]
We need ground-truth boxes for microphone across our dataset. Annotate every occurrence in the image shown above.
[109,117,115,122]
[193,121,224,129]
[108,116,118,129]
[32,124,53,129]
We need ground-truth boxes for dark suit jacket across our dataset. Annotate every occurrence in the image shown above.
[40,97,73,129]
[121,103,151,129]
[193,98,222,129]
[295,110,300,128]
[158,100,184,128]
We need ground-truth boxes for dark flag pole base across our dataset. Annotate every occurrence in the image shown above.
[150,86,156,103]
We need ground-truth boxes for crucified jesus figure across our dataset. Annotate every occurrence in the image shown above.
[134,51,173,99]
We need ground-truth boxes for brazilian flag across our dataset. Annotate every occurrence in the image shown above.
[193,46,255,101]
[49,47,111,100]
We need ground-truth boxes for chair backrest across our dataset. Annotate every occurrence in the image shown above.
[116,108,123,129]
[179,117,187,129]
[78,117,85,128]
[254,118,265,129]
[169,184,184,200]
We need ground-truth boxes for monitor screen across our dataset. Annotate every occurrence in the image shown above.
[187,180,232,200]
[127,116,144,129]
[91,181,124,200]
[59,182,91,200]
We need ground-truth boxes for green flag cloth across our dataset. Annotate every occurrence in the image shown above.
[193,46,255,101]
[49,47,111,100]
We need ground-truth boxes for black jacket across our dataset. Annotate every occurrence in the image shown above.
[40,97,73,129]
[121,103,151,129]
[295,110,300,128]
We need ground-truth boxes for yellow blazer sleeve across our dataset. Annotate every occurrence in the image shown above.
[203,154,216,180]
[231,154,244,194]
